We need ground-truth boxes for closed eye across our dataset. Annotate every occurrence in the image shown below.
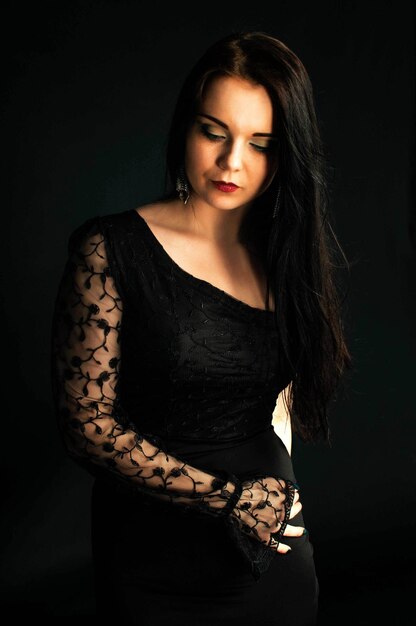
[199,122,275,154]
[250,143,272,153]
[200,124,226,141]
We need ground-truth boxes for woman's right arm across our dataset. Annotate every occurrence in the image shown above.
[50,217,303,553]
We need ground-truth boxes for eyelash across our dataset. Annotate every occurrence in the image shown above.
[199,124,272,153]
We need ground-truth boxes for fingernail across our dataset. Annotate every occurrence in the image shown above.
[292,482,300,490]
[302,528,309,536]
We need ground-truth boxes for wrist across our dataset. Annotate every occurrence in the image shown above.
[218,474,243,517]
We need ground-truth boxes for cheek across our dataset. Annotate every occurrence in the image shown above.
[253,158,273,185]
[185,136,215,176]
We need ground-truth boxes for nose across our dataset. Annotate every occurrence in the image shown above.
[216,139,244,173]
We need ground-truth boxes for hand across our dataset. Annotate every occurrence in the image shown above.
[230,475,304,554]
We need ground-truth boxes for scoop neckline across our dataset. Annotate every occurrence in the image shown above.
[129,208,275,317]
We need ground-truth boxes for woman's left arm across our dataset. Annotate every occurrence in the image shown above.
[272,383,292,455]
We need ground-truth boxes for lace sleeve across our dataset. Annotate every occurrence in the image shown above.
[50,217,242,518]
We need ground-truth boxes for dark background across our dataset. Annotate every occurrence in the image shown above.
[1,1,414,624]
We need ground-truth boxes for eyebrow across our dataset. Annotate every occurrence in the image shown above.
[197,112,277,138]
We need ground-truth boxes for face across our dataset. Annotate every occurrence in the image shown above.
[184,74,278,213]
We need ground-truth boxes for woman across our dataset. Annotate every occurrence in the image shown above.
[50,31,351,625]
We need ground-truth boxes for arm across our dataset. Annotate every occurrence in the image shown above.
[50,218,239,516]
[50,217,300,579]
[272,383,293,456]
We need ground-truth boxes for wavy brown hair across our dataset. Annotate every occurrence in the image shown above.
[162,31,353,443]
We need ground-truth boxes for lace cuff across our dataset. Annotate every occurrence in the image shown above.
[225,474,296,581]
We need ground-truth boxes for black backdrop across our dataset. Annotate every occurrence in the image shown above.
[1,1,415,624]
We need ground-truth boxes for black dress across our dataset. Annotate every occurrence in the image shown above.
[50,208,319,626]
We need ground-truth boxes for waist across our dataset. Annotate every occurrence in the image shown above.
[149,421,274,449]
[121,388,277,442]
[157,423,294,481]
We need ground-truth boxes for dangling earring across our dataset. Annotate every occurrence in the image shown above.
[176,166,190,205]
[272,183,281,219]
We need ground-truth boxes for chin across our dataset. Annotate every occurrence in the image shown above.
[198,190,249,211]
[209,199,247,213]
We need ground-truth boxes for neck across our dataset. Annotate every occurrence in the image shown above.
[173,197,252,247]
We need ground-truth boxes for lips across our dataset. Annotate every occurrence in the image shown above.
[212,181,239,193]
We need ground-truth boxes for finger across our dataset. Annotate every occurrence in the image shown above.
[270,538,292,554]
[277,543,292,554]
[288,500,302,519]
[282,524,306,537]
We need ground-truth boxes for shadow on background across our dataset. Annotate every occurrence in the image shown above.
[315,533,416,625]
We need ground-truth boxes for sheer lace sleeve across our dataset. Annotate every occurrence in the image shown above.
[50,217,244,518]
[50,216,296,580]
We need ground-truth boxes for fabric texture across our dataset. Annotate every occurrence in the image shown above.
[50,208,319,625]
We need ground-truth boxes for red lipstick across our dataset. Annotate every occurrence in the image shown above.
[212,181,239,193]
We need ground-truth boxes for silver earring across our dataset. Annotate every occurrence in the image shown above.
[176,166,190,205]
[272,184,281,219]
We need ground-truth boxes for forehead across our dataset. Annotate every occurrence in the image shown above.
[199,75,274,132]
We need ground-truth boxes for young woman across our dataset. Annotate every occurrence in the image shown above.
[51,31,351,625]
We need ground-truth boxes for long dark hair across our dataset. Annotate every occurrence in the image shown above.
[163,31,353,444]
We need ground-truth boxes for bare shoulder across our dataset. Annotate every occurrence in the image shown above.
[133,200,195,262]
[134,201,164,221]
[134,200,182,230]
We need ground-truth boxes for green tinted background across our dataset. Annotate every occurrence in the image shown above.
[1,1,414,624]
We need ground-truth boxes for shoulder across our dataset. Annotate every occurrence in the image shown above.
[66,200,178,261]
[67,209,135,251]
[133,199,181,227]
